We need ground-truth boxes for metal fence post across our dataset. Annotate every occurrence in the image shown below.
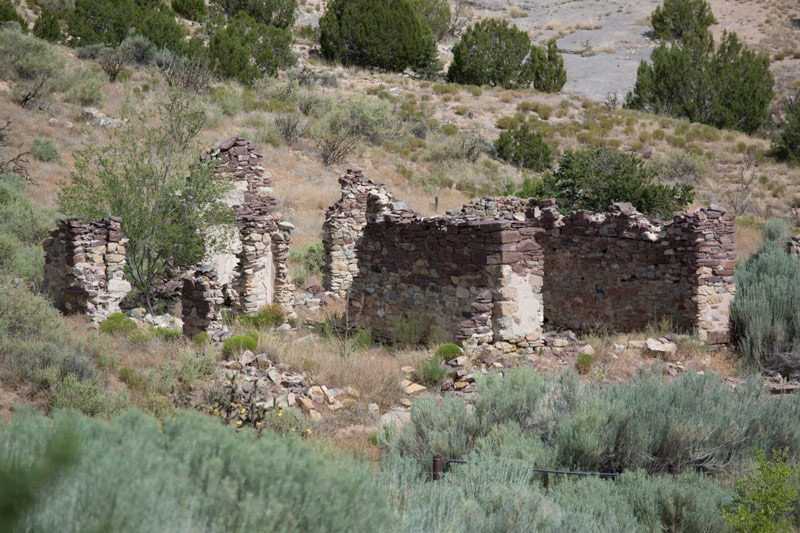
[432,455,443,481]
[668,464,679,479]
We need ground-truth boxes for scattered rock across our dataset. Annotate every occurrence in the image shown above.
[645,337,677,355]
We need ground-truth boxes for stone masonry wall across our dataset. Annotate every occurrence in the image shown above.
[43,217,131,323]
[349,196,735,348]
[202,136,294,315]
[530,200,735,343]
[322,170,405,298]
[349,196,544,352]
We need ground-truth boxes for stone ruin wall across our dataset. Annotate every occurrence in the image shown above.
[43,217,131,323]
[322,169,406,298]
[531,200,735,344]
[349,195,544,352]
[346,191,735,347]
[184,136,295,338]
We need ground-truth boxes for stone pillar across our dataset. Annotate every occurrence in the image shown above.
[322,170,403,298]
[42,217,131,323]
[181,266,224,339]
[686,204,736,344]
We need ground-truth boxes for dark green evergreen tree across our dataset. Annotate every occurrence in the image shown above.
[651,0,715,41]
[209,12,293,85]
[0,1,28,32]
[447,19,534,88]
[532,38,566,93]
[495,124,553,171]
[33,7,60,42]
[172,0,207,21]
[626,30,772,134]
[514,147,694,218]
[772,94,800,163]
[320,0,433,73]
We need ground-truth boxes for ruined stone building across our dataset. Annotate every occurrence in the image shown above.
[43,136,295,338]
[323,171,735,351]
[184,137,295,338]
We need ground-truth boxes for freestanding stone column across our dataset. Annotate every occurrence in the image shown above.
[42,217,131,322]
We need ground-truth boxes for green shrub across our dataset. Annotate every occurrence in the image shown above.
[577,353,594,373]
[494,123,553,171]
[626,31,773,134]
[120,34,156,66]
[33,7,60,41]
[238,304,285,330]
[212,0,296,28]
[440,123,458,136]
[416,353,446,385]
[722,448,800,533]
[210,13,293,85]
[0,410,389,531]
[771,92,800,163]
[408,0,450,41]
[172,0,206,21]
[389,366,800,477]
[320,0,435,73]
[221,334,258,357]
[448,20,565,91]
[651,0,715,41]
[62,66,105,105]
[99,313,138,336]
[312,96,399,165]
[193,331,210,345]
[0,2,26,32]
[391,312,428,347]
[513,147,694,217]
[67,0,186,50]
[32,138,60,162]
[650,150,710,184]
[436,343,462,360]
[0,26,64,82]
[152,327,182,342]
[52,374,129,416]
[731,219,800,373]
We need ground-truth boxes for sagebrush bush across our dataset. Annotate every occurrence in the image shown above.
[0,26,64,82]
[386,366,800,474]
[52,373,129,416]
[62,66,105,105]
[32,137,60,162]
[731,219,800,374]
[494,124,553,171]
[320,0,435,73]
[120,34,156,66]
[0,410,389,531]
